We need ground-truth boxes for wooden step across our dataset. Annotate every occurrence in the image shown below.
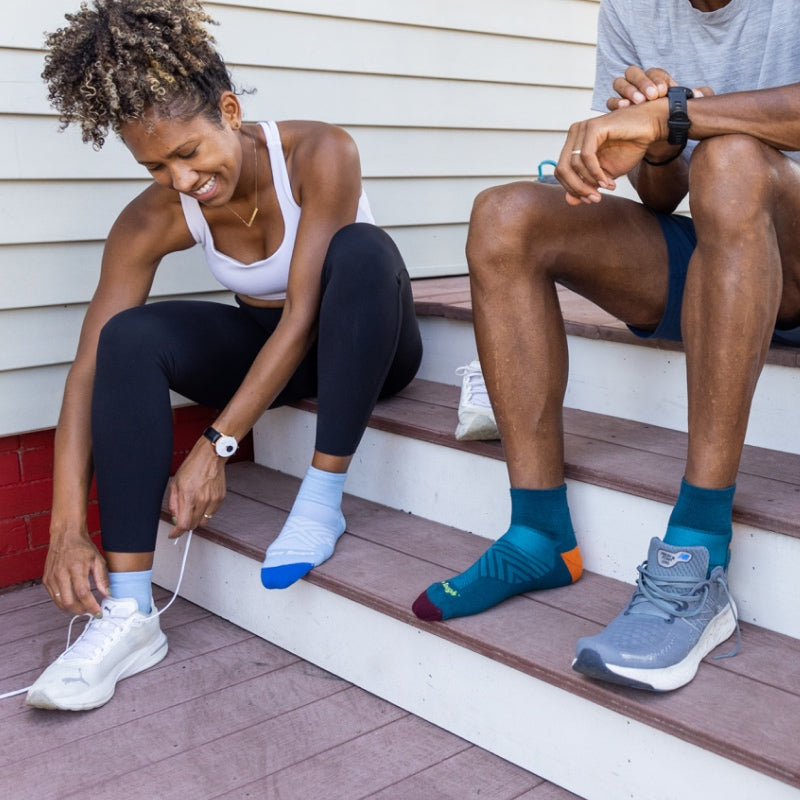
[155,461,800,798]
[411,276,800,370]
[410,277,800,456]
[293,379,800,542]
[256,379,800,639]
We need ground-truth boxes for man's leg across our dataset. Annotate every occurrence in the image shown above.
[414,181,674,620]
[666,137,800,568]
[574,136,800,690]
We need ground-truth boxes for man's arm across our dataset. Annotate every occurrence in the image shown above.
[556,82,800,208]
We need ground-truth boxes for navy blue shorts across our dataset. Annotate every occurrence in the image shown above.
[627,212,696,343]
[627,211,800,345]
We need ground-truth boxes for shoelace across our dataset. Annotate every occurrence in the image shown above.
[629,561,741,659]
[0,531,193,700]
[456,363,493,408]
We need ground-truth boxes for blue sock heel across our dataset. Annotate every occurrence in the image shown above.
[664,478,735,573]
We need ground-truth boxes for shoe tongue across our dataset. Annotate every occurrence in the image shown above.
[101,596,139,617]
[647,537,708,581]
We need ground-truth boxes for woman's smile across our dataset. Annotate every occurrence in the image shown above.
[192,175,218,200]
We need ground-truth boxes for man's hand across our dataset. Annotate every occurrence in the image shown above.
[556,101,665,205]
[167,437,227,538]
[608,66,675,109]
[608,65,713,110]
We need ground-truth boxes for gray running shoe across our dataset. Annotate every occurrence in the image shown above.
[572,538,739,692]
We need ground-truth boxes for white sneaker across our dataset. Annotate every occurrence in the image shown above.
[26,596,167,711]
[454,360,500,441]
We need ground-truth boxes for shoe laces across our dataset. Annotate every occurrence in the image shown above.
[629,561,741,659]
[62,605,130,661]
[456,361,493,408]
[0,531,193,700]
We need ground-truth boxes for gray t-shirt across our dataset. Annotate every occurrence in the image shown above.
[593,0,800,343]
[592,0,800,163]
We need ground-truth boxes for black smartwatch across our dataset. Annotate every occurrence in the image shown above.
[643,86,694,166]
[203,426,238,458]
[666,86,694,147]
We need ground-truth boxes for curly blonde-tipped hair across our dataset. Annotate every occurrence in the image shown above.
[42,0,237,149]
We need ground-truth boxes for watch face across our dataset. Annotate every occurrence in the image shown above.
[215,435,238,457]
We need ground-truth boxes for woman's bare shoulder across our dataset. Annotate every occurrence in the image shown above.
[108,182,197,260]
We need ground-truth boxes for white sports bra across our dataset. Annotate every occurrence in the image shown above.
[179,121,374,301]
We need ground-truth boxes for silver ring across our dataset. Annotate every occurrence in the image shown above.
[203,513,213,519]
[571,149,582,155]
[54,592,61,597]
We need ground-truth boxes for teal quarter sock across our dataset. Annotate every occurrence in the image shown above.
[108,569,153,614]
[412,485,583,621]
[261,466,347,589]
[664,478,735,573]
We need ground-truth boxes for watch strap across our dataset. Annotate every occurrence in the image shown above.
[643,86,694,166]
[203,426,222,445]
[666,86,693,147]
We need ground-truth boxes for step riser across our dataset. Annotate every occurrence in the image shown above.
[152,530,798,800]
[418,317,800,456]
[254,408,800,639]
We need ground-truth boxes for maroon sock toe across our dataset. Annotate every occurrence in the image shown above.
[412,590,443,621]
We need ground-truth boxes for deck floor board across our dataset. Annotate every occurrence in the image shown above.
[0,584,566,799]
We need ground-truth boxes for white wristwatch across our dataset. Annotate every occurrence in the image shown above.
[203,426,238,458]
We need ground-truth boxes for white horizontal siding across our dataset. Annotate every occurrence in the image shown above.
[1,0,599,435]
[3,1,601,50]
[1,116,570,180]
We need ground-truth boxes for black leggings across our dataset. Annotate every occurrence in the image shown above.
[91,223,422,553]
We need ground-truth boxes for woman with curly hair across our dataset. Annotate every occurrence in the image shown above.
[27,0,421,710]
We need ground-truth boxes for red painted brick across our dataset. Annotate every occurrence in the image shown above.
[171,424,206,452]
[176,404,218,423]
[0,479,53,519]
[0,452,21,487]
[20,430,55,450]
[0,517,28,556]
[231,434,254,463]
[0,434,20,455]
[86,502,101,535]
[0,547,48,589]
[28,513,52,548]
[21,446,54,482]
[90,532,106,556]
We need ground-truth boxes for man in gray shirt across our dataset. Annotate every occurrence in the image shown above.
[412,0,800,691]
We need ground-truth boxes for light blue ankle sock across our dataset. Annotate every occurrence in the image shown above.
[261,466,347,590]
[412,485,583,621]
[108,569,153,614]
[664,478,735,573]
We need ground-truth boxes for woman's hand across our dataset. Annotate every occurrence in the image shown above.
[43,532,110,616]
[167,437,227,538]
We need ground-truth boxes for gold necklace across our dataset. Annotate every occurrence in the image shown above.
[226,133,259,228]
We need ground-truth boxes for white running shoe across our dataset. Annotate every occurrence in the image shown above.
[454,360,499,441]
[26,596,167,711]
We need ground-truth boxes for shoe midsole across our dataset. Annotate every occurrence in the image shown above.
[599,605,736,691]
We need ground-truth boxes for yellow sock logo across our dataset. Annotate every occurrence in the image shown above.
[441,581,459,597]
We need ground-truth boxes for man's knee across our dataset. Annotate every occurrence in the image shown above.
[689,135,777,224]
[467,181,548,273]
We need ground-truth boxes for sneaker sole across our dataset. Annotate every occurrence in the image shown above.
[572,604,737,692]
[455,413,499,441]
[27,631,168,711]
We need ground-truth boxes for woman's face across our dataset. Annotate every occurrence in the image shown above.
[120,98,243,205]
